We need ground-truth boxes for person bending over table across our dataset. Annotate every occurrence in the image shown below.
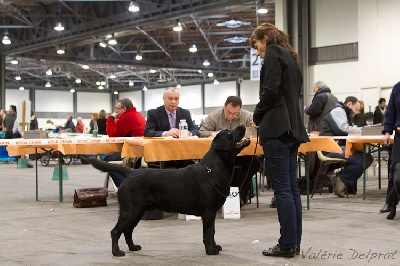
[144,87,198,169]
[320,96,373,197]
[103,98,146,187]
[199,95,260,205]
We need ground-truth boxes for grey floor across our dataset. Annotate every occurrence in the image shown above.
[1,159,399,266]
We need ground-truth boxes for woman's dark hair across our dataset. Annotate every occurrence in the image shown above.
[250,22,300,62]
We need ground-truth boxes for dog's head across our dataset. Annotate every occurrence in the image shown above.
[211,125,251,155]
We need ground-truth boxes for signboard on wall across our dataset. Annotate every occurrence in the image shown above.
[250,48,261,81]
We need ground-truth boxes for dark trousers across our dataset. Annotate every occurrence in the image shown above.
[102,152,124,187]
[324,146,373,185]
[386,133,400,207]
[262,135,302,250]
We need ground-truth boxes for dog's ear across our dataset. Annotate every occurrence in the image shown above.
[211,132,230,151]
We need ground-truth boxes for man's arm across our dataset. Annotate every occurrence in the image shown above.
[330,108,361,135]
[199,113,219,138]
[144,110,164,137]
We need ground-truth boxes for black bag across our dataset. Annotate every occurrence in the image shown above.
[73,187,108,208]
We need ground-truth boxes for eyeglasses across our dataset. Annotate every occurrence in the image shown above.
[224,108,239,116]
[115,106,124,110]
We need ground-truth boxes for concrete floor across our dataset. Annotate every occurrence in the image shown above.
[0,160,399,266]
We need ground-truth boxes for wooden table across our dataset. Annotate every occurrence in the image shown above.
[1,137,135,202]
[121,136,342,210]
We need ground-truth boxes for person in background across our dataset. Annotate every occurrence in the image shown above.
[144,87,198,138]
[89,112,98,134]
[380,82,400,216]
[29,111,39,130]
[0,109,6,131]
[352,100,367,127]
[4,105,17,139]
[199,96,260,205]
[373,97,387,124]
[320,96,373,197]
[144,87,198,169]
[44,119,56,131]
[64,115,75,132]
[103,98,146,187]
[97,109,107,135]
[304,81,338,133]
[251,22,309,258]
[75,117,84,133]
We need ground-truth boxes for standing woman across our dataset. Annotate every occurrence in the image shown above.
[251,22,309,257]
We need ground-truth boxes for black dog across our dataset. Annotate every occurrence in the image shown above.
[387,160,400,219]
[85,125,250,256]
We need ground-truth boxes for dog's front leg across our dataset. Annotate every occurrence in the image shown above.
[202,210,221,255]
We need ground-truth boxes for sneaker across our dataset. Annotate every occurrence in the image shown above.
[333,175,346,198]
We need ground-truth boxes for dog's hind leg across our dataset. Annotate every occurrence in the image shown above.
[201,210,221,255]
[124,210,145,252]
[111,211,141,256]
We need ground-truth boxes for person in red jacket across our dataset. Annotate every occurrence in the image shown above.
[103,98,146,187]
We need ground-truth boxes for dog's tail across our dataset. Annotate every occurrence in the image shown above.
[83,157,132,177]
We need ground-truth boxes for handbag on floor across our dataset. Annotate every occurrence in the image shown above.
[73,187,108,208]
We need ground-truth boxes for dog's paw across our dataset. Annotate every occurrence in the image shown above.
[206,247,220,255]
[386,211,396,220]
[112,249,126,257]
[129,244,142,251]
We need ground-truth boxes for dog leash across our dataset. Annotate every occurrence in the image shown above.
[200,163,231,198]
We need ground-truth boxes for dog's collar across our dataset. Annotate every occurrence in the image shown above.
[200,163,230,198]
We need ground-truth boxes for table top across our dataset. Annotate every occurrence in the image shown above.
[121,136,342,162]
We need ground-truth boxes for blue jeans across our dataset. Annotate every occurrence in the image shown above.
[263,135,302,250]
[324,146,373,185]
[102,152,124,187]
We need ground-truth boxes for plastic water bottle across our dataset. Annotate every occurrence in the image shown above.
[179,119,189,139]
[93,122,98,137]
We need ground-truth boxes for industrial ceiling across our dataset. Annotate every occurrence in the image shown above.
[0,0,275,93]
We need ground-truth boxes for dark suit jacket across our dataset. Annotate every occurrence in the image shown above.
[253,45,309,144]
[144,106,198,137]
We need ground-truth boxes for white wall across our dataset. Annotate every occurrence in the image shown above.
[35,90,73,112]
[119,90,143,111]
[241,80,259,105]
[205,81,236,107]
[77,92,111,113]
[5,89,30,110]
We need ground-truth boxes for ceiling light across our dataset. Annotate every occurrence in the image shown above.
[10,59,18,64]
[128,1,140,12]
[2,32,11,45]
[213,79,219,85]
[216,20,251,28]
[54,21,65,31]
[173,20,182,32]
[45,81,51,88]
[96,81,101,86]
[142,86,148,91]
[57,48,65,54]
[224,36,248,43]
[100,81,106,86]
[203,60,210,66]
[99,42,107,48]
[109,74,116,79]
[129,80,134,86]
[113,90,119,95]
[108,35,117,45]
[46,69,52,75]
[81,64,89,69]
[70,88,75,93]
[189,44,197,53]
[257,1,269,14]
[208,73,214,77]
[75,78,81,84]
[176,84,181,89]
[19,86,24,91]
[15,75,21,81]
[98,85,104,90]
[198,70,202,73]
[149,69,156,73]
[135,53,142,60]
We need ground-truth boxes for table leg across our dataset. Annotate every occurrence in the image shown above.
[363,144,366,200]
[305,155,310,210]
[378,144,381,189]
[35,148,38,201]
[59,152,63,202]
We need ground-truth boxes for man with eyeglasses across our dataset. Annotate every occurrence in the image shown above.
[103,98,146,187]
[199,96,260,206]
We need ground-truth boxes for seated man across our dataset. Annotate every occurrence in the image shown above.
[320,96,373,197]
[199,96,260,205]
[103,98,146,187]
[144,87,198,168]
